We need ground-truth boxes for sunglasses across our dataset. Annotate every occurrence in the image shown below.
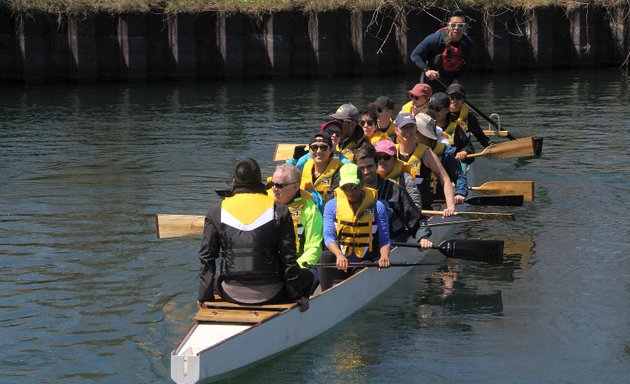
[449,94,464,101]
[376,155,393,161]
[376,108,383,113]
[431,107,444,113]
[324,128,341,137]
[310,144,330,152]
[359,120,375,126]
[341,184,360,192]
[271,181,297,189]
[411,95,424,101]
[449,22,467,29]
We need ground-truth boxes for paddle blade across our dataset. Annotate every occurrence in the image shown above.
[465,195,524,206]
[482,129,511,137]
[470,137,537,160]
[155,214,205,239]
[273,143,307,162]
[436,239,504,264]
[533,137,544,157]
[470,181,534,202]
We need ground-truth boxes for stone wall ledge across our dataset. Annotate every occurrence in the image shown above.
[0,5,628,83]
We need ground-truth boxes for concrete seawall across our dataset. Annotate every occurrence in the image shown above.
[0,5,628,83]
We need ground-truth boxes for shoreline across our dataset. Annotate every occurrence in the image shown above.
[1,3,628,83]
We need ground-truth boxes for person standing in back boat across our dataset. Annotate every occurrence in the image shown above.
[269,164,323,292]
[445,84,492,164]
[369,96,396,138]
[197,158,312,311]
[394,113,456,217]
[400,83,433,116]
[359,109,388,145]
[415,112,468,208]
[319,163,391,291]
[288,120,351,170]
[373,139,422,211]
[329,103,368,162]
[354,144,433,248]
[300,132,344,212]
[410,9,474,92]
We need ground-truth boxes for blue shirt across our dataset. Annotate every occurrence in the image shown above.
[322,196,391,260]
[287,151,351,171]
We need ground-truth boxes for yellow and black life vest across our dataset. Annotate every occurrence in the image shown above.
[369,132,389,145]
[396,143,429,182]
[301,158,343,201]
[335,187,378,259]
[220,193,281,280]
[444,104,469,144]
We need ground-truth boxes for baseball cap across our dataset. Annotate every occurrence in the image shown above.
[309,132,333,147]
[338,163,360,187]
[415,113,438,141]
[408,83,433,98]
[394,112,416,128]
[446,83,466,97]
[373,96,395,110]
[429,92,450,109]
[374,139,396,156]
[329,103,359,121]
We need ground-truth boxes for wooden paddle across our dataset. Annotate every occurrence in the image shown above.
[313,239,504,265]
[469,181,534,202]
[435,195,524,206]
[274,143,307,162]
[155,214,492,239]
[466,136,538,160]
[483,129,511,137]
[155,214,205,239]
[421,210,514,220]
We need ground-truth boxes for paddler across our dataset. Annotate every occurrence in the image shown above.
[288,120,351,169]
[359,109,388,144]
[393,112,456,217]
[328,103,369,162]
[410,9,474,92]
[319,163,391,291]
[373,139,422,211]
[370,96,396,138]
[354,144,433,247]
[300,132,344,211]
[269,163,323,291]
[197,158,312,311]
[400,83,433,116]
[415,111,468,207]
[445,83,493,163]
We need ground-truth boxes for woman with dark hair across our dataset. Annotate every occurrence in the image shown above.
[197,158,312,311]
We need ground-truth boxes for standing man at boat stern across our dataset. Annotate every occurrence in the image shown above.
[197,158,312,311]
[410,9,474,92]
[319,163,391,291]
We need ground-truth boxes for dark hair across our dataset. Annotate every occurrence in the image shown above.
[233,158,265,193]
[359,109,378,122]
[354,142,377,165]
[447,9,467,22]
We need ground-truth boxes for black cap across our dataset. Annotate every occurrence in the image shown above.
[309,132,333,147]
[429,92,450,109]
[373,96,395,110]
[446,83,466,96]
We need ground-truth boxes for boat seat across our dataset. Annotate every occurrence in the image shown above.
[195,296,298,324]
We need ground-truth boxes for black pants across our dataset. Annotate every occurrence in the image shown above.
[318,250,378,291]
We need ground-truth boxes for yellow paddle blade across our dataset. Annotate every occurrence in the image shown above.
[155,214,205,239]
[468,137,537,159]
[470,181,534,202]
[273,143,307,162]
[482,129,511,137]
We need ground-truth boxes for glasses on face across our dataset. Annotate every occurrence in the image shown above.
[359,119,375,126]
[341,184,360,192]
[431,107,444,113]
[449,22,466,29]
[271,181,297,189]
[376,108,383,113]
[324,128,341,137]
[411,95,424,101]
[310,144,330,152]
[449,94,464,101]
[376,155,393,162]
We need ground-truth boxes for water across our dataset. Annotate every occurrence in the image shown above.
[1,70,629,383]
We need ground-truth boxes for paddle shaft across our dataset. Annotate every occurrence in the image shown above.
[392,239,504,264]
[421,209,514,220]
[433,77,516,140]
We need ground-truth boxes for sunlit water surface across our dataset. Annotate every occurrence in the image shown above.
[1,70,629,383]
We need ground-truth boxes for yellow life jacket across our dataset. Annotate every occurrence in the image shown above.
[335,187,378,259]
[382,159,411,185]
[378,119,396,137]
[301,158,343,201]
[339,138,366,162]
[267,189,313,254]
[444,104,469,144]
[221,193,274,230]
[369,132,389,145]
[396,143,429,182]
